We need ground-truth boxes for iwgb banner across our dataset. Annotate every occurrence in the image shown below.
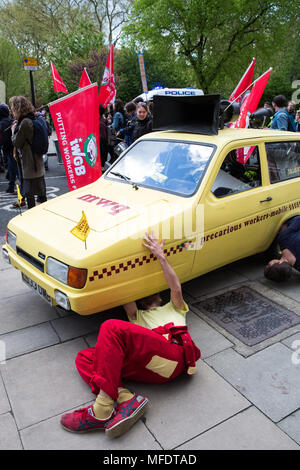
[49,83,102,191]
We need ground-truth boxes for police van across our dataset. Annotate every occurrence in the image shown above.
[134,87,204,101]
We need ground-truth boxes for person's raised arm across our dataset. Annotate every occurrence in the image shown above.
[143,231,184,310]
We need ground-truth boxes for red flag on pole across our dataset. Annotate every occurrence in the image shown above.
[99,44,116,107]
[247,68,272,114]
[234,67,272,129]
[79,68,92,88]
[229,58,255,103]
[50,61,68,94]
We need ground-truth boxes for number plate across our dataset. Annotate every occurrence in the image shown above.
[22,273,52,305]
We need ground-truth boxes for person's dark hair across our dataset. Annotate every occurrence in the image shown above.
[133,97,144,104]
[272,95,287,108]
[114,99,124,113]
[137,102,148,112]
[125,101,136,113]
[264,261,292,282]
[136,293,162,310]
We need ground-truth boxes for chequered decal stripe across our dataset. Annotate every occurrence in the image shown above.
[89,242,191,282]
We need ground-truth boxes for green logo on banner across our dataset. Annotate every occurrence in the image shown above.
[84,133,97,167]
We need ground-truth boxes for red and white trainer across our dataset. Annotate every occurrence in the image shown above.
[61,405,114,433]
[105,393,149,438]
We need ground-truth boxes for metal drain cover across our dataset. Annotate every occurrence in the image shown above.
[194,286,300,346]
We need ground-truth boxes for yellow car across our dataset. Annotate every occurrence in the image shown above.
[3,104,300,315]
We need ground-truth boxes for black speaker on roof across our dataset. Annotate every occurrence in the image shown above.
[152,94,221,135]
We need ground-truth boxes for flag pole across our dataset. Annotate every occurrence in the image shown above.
[223,68,273,114]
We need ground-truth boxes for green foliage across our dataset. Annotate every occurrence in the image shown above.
[1,0,300,108]
[125,0,299,95]
[0,37,28,101]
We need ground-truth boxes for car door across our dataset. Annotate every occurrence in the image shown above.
[191,140,280,276]
[263,138,300,222]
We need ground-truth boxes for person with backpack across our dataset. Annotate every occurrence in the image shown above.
[270,95,297,132]
[9,96,48,209]
[0,104,18,193]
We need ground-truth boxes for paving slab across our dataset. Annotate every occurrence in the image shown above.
[281,332,300,350]
[278,410,300,445]
[206,344,300,422]
[0,373,10,415]
[0,413,23,450]
[51,314,103,342]
[261,273,300,304]
[183,267,247,299]
[186,310,233,359]
[178,406,299,450]
[0,253,12,271]
[1,339,92,430]
[1,268,30,299]
[0,323,60,359]
[20,402,161,450]
[0,291,58,335]
[125,360,250,449]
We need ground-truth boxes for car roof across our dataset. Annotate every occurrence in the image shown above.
[141,128,299,145]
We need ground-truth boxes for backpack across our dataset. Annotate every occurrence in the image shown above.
[276,110,297,132]
[31,117,49,155]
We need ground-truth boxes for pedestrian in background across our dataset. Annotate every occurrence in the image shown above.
[119,101,137,146]
[132,102,152,143]
[9,96,47,209]
[0,104,18,194]
[111,99,126,134]
[270,95,296,132]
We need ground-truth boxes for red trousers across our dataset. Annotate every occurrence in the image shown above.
[75,319,194,400]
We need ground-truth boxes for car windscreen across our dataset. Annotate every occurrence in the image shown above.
[106,140,215,196]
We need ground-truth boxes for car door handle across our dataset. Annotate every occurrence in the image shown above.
[260,196,273,203]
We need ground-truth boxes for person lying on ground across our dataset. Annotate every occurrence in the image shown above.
[264,216,300,282]
[60,230,201,438]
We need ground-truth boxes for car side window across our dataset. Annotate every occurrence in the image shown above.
[211,146,262,198]
[265,141,300,183]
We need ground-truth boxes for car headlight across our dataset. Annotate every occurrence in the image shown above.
[46,257,87,288]
[47,257,68,284]
[6,229,17,251]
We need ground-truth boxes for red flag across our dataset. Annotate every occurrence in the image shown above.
[99,44,116,107]
[49,84,102,191]
[50,61,68,94]
[234,90,251,129]
[247,68,272,113]
[229,58,255,103]
[234,68,272,130]
[79,68,92,88]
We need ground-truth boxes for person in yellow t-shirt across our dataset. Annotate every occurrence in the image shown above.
[61,231,201,439]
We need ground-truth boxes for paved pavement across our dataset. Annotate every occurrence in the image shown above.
[0,136,300,452]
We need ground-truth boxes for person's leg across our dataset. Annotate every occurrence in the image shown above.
[6,152,18,192]
[26,194,35,209]
[62,319,184,436]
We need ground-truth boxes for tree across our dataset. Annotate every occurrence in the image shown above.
[85,0,134,44]
[125,0,299,95]
[0,0,86,61]
[0,37,28,100]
